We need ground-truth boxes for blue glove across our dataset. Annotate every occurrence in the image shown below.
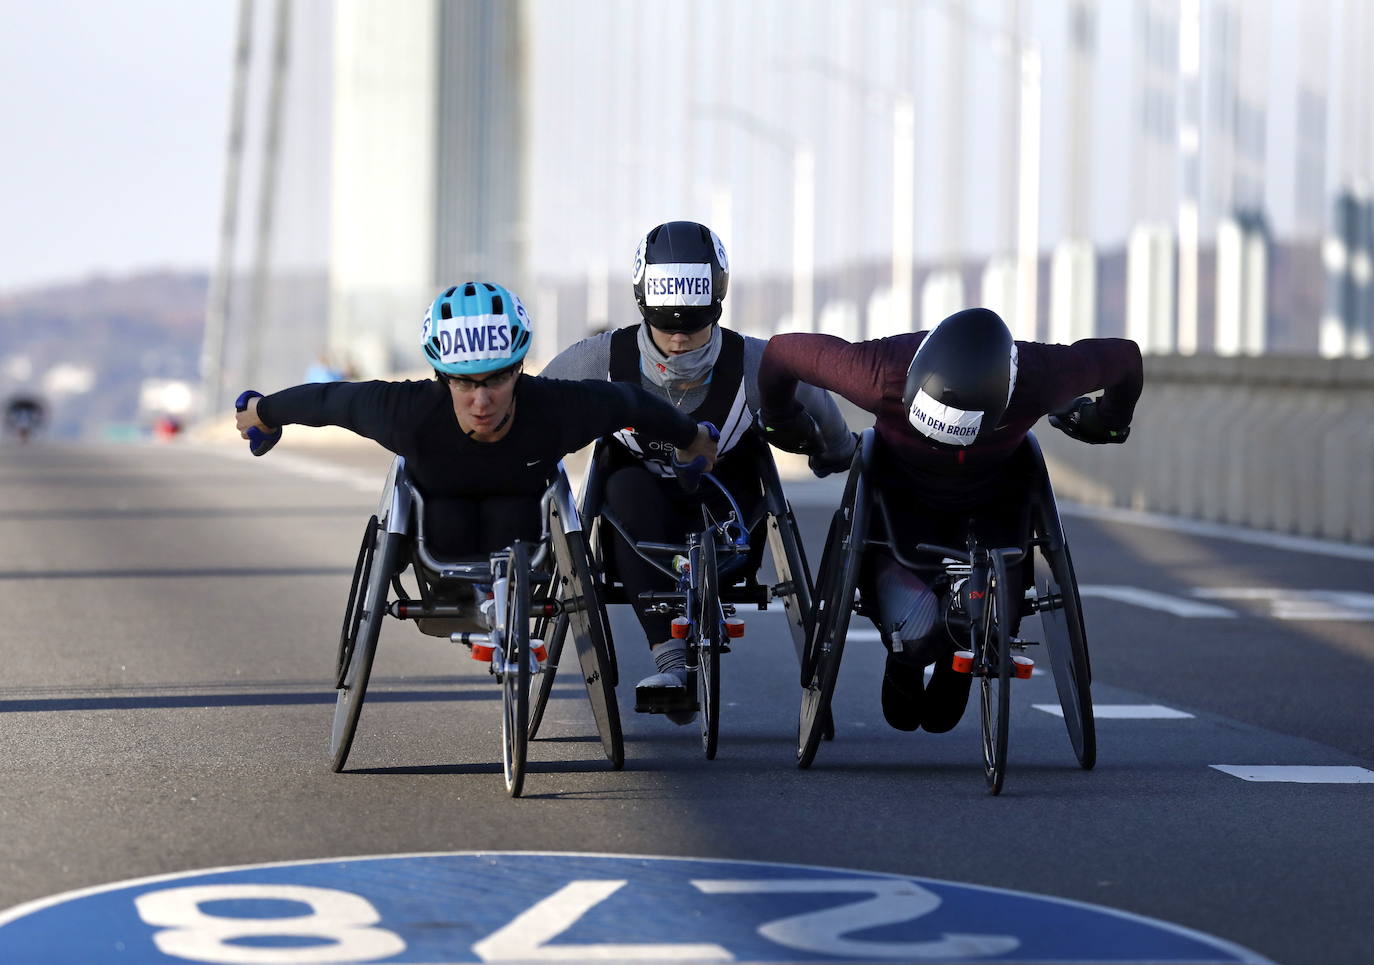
[672,421,720,493]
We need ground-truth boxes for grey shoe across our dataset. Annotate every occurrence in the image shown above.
[635,640,696,718]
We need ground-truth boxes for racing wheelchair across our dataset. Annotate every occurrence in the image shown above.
[797,428,1094,794]
[332,456,623,797]
[527,431,815,760]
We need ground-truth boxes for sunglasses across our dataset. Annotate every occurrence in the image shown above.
[440,365,521,392]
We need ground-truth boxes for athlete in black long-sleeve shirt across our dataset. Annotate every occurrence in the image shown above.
[236,282,715,558]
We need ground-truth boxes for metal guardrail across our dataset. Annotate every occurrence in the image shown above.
[1038,355,1374,544]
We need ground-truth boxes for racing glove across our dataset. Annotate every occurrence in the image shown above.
[1049,396,1131,445]
[808,431,858,478]
[760,404,825,455]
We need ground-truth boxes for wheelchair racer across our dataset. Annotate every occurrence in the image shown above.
[758,307,1142,733]
[4,394,46,442]
[234,282,717,563]
[540,221,856,723]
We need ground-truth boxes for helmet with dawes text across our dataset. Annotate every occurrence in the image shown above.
[421,282,532,377]
[631,221,730,333]
[902,307,1019,447]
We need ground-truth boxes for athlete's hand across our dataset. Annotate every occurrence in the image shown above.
[234,396,273,438]
[808,431,858,478]
[1049,397,1130,445]
[761,404,825,455]
[675,423,718,471]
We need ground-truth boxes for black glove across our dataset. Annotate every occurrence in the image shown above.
[1049,397,1130,445]
[808,431,858,478]
[760,404,825,455]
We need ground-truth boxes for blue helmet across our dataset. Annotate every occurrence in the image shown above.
[421,281,532,377]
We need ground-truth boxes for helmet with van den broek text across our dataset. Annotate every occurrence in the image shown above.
[631,221,729,333]
[421,282,532,377]
[902,307,1019,447]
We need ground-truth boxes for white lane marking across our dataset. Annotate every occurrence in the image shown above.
[1060,502,1374,562]
[1210,765,1374,783]
[1034,703,1195,719]
[1192,588,1374,621]
[1079,585,1236,618]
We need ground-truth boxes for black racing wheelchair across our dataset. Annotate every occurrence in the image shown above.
[527,433,815,760]
[332,456,622,797]
[797,429,1094,794]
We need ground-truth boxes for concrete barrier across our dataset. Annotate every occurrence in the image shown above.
[1037,354,1374,544]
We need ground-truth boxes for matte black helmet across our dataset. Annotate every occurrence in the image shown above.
[631,221,729,333]
[903,307,1019,447]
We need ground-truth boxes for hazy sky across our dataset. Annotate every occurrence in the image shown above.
[0,0,234,293]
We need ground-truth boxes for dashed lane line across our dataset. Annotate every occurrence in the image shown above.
[1209,765,1374,783]
[1078,586,1236,618]
[1034,703,1195,719]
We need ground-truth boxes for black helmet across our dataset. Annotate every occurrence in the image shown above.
[903,307,1019,447]
[631,221,729,333]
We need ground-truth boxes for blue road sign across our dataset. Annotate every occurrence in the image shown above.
[0,852,1271,963]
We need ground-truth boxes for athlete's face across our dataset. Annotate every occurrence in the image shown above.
[649,324,712,356]
[446,366,520,441]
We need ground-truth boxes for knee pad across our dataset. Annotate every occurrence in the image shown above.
[873,557,940,663]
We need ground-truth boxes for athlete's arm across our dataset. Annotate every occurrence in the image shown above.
[541,377,700,453]
[1031,338,1144,428]
[758,333,891,417]
[538,331,613,381]
[254,380,421,450]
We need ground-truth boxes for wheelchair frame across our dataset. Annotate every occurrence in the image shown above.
[331,456,623,797]
[526,436,815,760]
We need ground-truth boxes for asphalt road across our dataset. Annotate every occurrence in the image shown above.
[1,439,1370,965]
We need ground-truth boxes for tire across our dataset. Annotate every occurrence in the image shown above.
[698,535,723,760]
[553,528,624,770]
[980,553,1013,795]
[336,515,377,689]
[500,542,532,797]
[329,525,400,772]
[1036,533,1096,770]
[797,470,867,769]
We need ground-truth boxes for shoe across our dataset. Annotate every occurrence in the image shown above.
[921,653,972,733]
[880,653,924,731]
[634,640,696,719]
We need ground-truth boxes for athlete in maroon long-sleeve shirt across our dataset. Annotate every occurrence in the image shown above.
[759,307,1143,733]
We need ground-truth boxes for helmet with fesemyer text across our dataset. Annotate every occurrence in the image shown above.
[421,282,532,377]
[631,221,729,333]
[902,307,1018,447]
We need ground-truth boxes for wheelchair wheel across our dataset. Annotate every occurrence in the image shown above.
[552,527,624,770]
[527,601,567,741]
[979,553,1014,795]
[329,523,402,772]
[759,451,813,665]
[1035,528,1096,770]
[697,535,723,760]
[335,515,377,689]
[500,542,532,797]
[766,504,813,668]
[797,469,868,769]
